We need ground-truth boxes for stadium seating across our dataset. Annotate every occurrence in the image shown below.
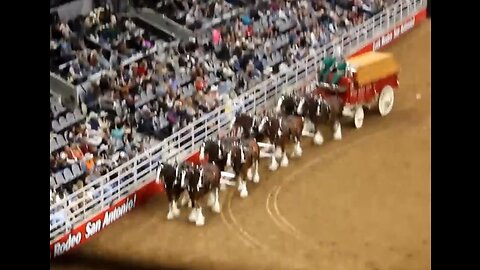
[50,0,392,216]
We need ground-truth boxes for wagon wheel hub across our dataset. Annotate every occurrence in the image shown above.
[379,86,395,116]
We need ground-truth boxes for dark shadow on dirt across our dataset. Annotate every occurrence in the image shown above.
[51,251,191,270]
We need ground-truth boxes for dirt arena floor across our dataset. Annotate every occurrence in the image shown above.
[52,20,431,270]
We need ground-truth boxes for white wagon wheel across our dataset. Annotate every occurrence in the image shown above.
[378,86,395,116]
[354,106,364,129]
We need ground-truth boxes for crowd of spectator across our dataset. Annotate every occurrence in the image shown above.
[50,5,156,85]
[51,0,396,235]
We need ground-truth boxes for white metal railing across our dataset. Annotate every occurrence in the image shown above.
[50,0,426,242]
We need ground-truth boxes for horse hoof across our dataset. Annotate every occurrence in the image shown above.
[269,164,279,171]
[195,216,205,226]
[240,189,249,198]
[314,132,324,145]
[280,158,289,167]
[167,212,175,220]
[188,210,197,222]
[172,208,181,217]
[253,174,260,183]
[212,202,221,213]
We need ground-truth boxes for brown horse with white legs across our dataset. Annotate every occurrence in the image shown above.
[224,138,260,198]
[258,113,304,171]
[185,162,222,226]
[297,91,345,143]
[156,162,189,220]
[229,113,263,140]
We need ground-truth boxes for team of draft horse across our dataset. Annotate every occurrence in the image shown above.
[154,83,355,227]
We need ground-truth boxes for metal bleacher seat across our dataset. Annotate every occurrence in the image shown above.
[58,116,68,129]
[56,134,67,148]
[50,139,58,153]
[54,172,66,186]
[52,119,61,132]
[74,108,84,120]
[71,163,83,178]
[66,112,76,124]
[63,168,75,182]
[50,176,57,188]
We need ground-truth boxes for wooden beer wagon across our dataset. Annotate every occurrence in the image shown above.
[316,51,400,128]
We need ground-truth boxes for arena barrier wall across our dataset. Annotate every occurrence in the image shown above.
[50,0,427,259]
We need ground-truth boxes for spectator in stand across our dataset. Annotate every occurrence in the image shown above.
[51,0,399,231]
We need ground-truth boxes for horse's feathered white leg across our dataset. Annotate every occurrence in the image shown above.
[280,151,289,167]
[195,207,205,226]
[275,146,283,159]
[188,208,198,222]
[333,121,342,140]
[294,141,303,157]
[239,177,248,198]
[253,160,260,183]
[269,155,279,171]
[167,202,175,220]
[172,200,180,217]
[247,167,253,181]
[314,130,324,145]
[207,191,215,207]
[212,188,221,213]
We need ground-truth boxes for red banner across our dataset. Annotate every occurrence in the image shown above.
[50,7,427,259]
[349,8,427,58]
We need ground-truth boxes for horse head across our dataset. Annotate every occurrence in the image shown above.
[229,115,237,131]
[250,114,258,135]
[297,97,306,115]
[156,162,165,183]
[275,95,285,113]
[258,115,270,133]
[199,141,206,161]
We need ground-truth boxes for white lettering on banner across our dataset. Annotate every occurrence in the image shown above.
[102,195,137,229]
[373,17,416,51]
[53,232,82,257]
[85,220,102,239]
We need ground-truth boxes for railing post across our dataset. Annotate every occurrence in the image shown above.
[387,8,390,29]
[204,118,208,140]
[274,76,278,102]
[407,0,411,16]
[63,198,69,233]
[400,1,403,21]
[100,181,104,209]
[116,175,121,201]
[191,125,195,151]
[295,62,298,84]
[372,17,375,37]
[82,188,86,218]
[264,82,267,109]
[380,13,383,30]
[217,109,221,132]
[253,87,257,113]
[305,56,309,78]
[148,150,153,173]
[133,155,138,181]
